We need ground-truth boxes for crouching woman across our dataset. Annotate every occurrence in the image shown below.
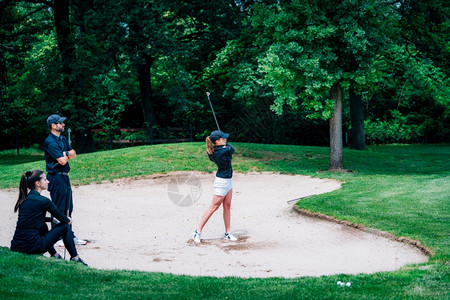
[11,170,87,266]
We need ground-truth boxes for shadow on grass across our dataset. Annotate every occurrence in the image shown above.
[0,155,44,166]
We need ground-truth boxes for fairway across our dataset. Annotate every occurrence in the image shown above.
[0,172,428,278]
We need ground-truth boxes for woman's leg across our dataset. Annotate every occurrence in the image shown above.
[61,226,79,258]
[222,189,233,233]
[198,194,225,232]
[44,224,78,258]
[39,223,57,256]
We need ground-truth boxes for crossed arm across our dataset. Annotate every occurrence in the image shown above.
[56,149,76,165]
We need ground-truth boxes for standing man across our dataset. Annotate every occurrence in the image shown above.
[44,114,86,245]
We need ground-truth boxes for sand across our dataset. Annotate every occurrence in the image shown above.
[0,172,428,278]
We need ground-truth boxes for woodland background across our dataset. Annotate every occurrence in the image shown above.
[0,0,448,169]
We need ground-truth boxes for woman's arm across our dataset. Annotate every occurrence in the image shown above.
[226,143,235,154]
[45,199,70,223]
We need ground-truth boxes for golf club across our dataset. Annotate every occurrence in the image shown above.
[206,92,220,131]
[286,194,316,205]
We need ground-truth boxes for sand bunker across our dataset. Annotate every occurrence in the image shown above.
[0,172,428,278]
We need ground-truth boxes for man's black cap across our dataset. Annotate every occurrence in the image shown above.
[47,114,66,127]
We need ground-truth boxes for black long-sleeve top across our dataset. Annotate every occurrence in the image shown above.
[15,190,70,230]
[208,143,235,179]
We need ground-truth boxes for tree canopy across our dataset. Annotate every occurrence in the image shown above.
[1,0,448,169]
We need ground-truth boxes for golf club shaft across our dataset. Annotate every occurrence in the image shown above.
[286,194,316,204]
[206,92,220,131]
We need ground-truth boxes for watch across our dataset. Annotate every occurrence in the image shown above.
[65,151,69,157]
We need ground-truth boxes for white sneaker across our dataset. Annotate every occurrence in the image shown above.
[224,232,237,241]
[193,230,201,243]
[74,237,87,245]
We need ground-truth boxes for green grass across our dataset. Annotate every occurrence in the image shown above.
[1,143,449,299]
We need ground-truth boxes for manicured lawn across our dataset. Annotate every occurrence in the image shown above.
[0,143,448,299]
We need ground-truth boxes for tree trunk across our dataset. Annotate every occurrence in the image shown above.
[53,0,74,93]
[74,128,96,154]
[137,54,156,128]
[329,83,344,171]
[350,86,366,150]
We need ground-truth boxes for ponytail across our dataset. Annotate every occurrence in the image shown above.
[206,136,214,155]
[14,170,44,212]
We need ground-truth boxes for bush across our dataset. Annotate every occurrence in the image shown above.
[365,110,424,144]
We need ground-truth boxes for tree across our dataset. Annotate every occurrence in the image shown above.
[361,0,449,145]
[1,0,245,150]
[1,1,139,152]
[119,0,243,130]
[2,0,447,151]
[396,0,449,74]
[0,1,59,149]
[350,86,366,150]
[250,0,397,170]
[364,43,449,144]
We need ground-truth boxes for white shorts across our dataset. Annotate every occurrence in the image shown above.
[214,177,233,196]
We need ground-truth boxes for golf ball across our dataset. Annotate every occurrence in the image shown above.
[340,282,346,287]
[337,281,342,286]
[346,282,352,287]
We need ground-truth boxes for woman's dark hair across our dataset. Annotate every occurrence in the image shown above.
[14,170,44,212]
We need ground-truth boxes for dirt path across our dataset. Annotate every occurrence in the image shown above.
[0,172,428,278]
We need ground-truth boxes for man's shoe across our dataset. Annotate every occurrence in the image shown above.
[70,257,88,266]
[53,253,62,259]
[193,229,201,244]
[224,232,237,241]
[74,237,87,245]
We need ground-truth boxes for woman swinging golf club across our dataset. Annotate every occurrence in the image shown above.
[193,130,237,243]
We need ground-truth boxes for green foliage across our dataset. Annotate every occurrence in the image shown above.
[396,0,450,74]
[1,0,448,154]
[0,143,449,298]
[0,2,61,148]
[365,43,449,143]
[90,70,134,129]
[251,0,396,117]
[365,110,424,144]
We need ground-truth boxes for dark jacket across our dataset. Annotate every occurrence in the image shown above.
[208,143,235,179]
[11,190,69,253]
